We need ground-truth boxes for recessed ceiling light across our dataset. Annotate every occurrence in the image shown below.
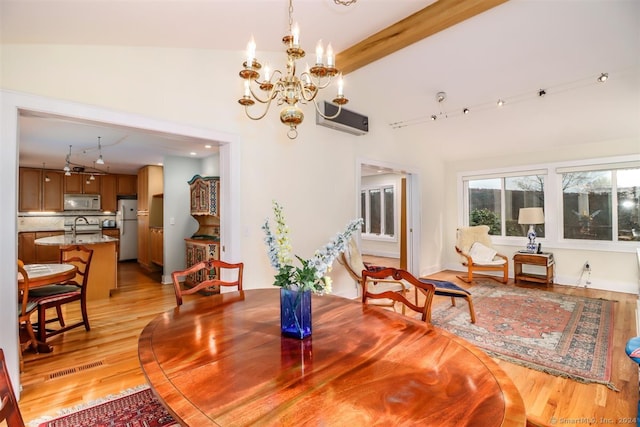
[190,152,197,156]
[204,144,212,149]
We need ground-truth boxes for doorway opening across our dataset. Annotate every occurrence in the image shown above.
[357,159,420,275]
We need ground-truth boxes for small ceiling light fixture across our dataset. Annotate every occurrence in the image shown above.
[238,0,349,139]
[538,89,546,97]
[497,99,505,107]
[462,108,470,114]
[430,115,437,121]
[42,162,51,182]
[96,136,105,165]
[63,145,72,176]
[597,72,608,83]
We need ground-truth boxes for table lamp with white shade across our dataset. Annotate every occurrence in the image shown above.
[518,207,545,252]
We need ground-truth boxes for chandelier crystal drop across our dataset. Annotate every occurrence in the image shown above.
[238,0,349,139]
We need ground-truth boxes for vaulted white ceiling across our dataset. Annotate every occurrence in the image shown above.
[3,0,639,173]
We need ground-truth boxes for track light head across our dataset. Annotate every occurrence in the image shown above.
[597,72,608,83]
[462,108,469,114]
[538,89,546,97]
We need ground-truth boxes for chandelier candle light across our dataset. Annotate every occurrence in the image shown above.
[238,0,349,140]
[263,201,363,339]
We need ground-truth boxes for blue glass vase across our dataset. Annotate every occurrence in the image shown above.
[280,287,312,339]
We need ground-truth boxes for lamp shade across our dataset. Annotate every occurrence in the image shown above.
[518,207,544,225]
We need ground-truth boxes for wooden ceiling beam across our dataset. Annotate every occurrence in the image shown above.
[336,0,509,75]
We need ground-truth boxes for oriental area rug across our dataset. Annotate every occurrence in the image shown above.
[30,385,178,427]
[429,280,617,390]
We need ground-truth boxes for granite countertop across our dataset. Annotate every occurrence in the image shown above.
[34,234,118,245]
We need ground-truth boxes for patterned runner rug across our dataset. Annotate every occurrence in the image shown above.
[31,385,177,427]
[430,281,617,390]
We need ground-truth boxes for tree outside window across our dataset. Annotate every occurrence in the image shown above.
[562,171,612,240]
[467,175,545,237]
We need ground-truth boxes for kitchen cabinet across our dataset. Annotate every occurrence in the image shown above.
[117,174,137,196]
[137,165,163,271]
[19,168,42,211]
[82,174,101,194]
[137,166,162,212]
[19,167,63,212]
[184,238,219,288]
[101,174,117,212]
[18,231,64,264]
[150,227,163,266]
[102,228,120,257]
[137,213,150,269]
[63,173,83,194]
[64,173,101,195]
[43,170,64,211]
[18,232,36,264]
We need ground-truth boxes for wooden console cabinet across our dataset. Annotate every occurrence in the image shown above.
[513,252,555,287]
[183,175,221,293]
[184,238,219,292]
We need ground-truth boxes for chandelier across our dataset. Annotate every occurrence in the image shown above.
[238,0,349,139]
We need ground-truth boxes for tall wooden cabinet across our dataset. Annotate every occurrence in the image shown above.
[183,175,221,291]
[137,165,163,271]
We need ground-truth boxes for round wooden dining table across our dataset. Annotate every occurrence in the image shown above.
[138,288,526,427]
[18,263,77,288]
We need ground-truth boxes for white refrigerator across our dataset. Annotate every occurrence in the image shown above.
[116,199,138,261]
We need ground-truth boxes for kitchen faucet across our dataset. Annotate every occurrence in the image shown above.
[72,216,89,239]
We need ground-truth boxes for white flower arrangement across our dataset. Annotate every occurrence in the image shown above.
[262,201,363,294]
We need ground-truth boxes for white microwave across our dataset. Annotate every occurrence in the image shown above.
[63,194,101,211]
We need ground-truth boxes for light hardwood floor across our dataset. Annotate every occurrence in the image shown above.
[18,260,639,425]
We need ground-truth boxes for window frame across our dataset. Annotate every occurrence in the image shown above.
[361,183,398,242]
[457,155,640,253]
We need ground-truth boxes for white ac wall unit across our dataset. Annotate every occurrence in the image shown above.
[316,101,368,135]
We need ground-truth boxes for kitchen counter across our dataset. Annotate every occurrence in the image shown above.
[34,234,118,300]
[35,234,118,245]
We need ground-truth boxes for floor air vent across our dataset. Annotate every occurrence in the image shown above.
[49,360,104,379]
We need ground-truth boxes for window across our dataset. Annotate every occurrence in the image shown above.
[562,168,640,241]
[461,158,639,248]
[467,174,545,237]
[361,185,395,238]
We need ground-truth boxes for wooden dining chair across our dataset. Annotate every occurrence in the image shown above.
[0,348,26,427]
[339,239,408,314]
[361,267,436,323]
[28,245,93,343]
[172,259,244,306]
[17,260,39,361]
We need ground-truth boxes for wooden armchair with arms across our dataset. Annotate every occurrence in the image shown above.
[455,225,508,284]
[361,268,436,323]
[172,259,244,306]
[28,245,94,343]
[339,238,408,314]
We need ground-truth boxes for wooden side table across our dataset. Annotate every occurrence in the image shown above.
[513,252,555,287]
